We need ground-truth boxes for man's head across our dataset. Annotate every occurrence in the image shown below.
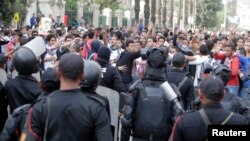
[58,53,84,82]
[158,36,165,47]
[126,40,136,52]
[87,31,95,39]
[171,53,185,69]
[147,37,156,48]
[237,38,245,49]
[145,48,166,80]
[198,76,225,103]
[41,68,60,93]
[111,36,118,46]
[246,37,250,52]
[80,60,102,91]
[46,34,57,46]
[199,45,209,56]
[12,47,39,75]
[221,36,228,46]
[225,43,235,57]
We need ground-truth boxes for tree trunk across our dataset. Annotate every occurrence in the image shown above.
[151,0,156,25]
[134,0,140,23]
[162,0,167,27]
[177,0,182,26]
[144,0,150,27]
[157,0,162,28]
[184,0,188,29]
[168,0,173,28]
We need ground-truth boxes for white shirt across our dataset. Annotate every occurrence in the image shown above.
[0,68,7,85]
[188,55,210,86]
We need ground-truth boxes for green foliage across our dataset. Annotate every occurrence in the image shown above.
[0,0,27,26]
[92,0,120,11]
[65,0,78,25]
[196,0,223,29]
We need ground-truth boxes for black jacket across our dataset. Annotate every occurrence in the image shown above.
[171,103,248,141]
[24,89,113,141]
[0,82,8,132]
[116,51,141,84]
[121,79,177,141]
[166,68,195,110]
[100,64,126,93]
[5,75,41,114]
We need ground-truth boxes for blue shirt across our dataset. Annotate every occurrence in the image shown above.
[239,55,250,87]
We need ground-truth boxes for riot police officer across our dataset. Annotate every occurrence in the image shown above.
[5,47,41,113]
[80,60,110,116]
[121,48,178,141]
[171,76,247,141]
[22,53,113,141]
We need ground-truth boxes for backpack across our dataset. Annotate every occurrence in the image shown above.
[199,109,234,141]
[0,104,30,141]
[133,81,172,140]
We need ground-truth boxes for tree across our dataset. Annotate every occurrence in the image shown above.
[162,0,167,27]
[168,0,174,28]
[196,0,223,29]
[134,0,140,23]
[177,0,182,26]
[0,0,27,26]
[144,0,150,27]
[65,0,78,25]
[151,0,156,25]
[157,0,162,27]
[92,0,120,12]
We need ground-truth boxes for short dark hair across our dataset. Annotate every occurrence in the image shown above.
[158,36,165,42]
[135,40,143,46]
[87,31,95,39]
[200,45,208,55]
[148,36,157,42]
[126,40,134,47]
[225,43,236,51]
[65,34,74,41]
[59,53,84,80]
[46,34,56,42]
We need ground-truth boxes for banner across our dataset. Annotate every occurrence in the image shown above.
[38,17,52,35]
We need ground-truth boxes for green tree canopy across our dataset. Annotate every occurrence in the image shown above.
[0,0,27,26]
[196,0,223,29]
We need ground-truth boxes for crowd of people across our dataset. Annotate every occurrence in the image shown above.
[0,18,250,141]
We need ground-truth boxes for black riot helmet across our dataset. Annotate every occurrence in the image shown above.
[211,63,231,86]
[12,47,39,75]
[144,48,166,80]
[80,60,102,91]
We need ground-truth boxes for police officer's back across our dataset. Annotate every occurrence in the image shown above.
[171,76,247,141]
[0,68,60,141]
[22,53,113,141]
[167,53,195,110]
[121,48,177,141]
[5,47,41,113]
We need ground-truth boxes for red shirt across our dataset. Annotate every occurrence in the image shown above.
[224,56,240,86]
[81,39,93,59]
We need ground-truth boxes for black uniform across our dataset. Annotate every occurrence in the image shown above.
[0,82,8,132]
[25,89,113,141]
[167,68,195,110]
[121,79,176,141]
[5,75,41,113]
[116,51,141,89]
[171,103,248,141]
[101,64,126,93]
